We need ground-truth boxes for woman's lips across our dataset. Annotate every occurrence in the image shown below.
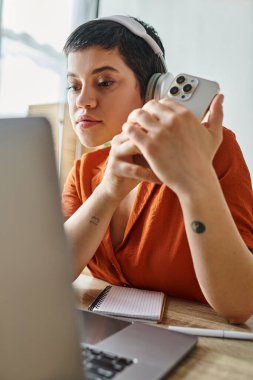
[77,120,102,130]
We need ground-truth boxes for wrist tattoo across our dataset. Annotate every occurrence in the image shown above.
[191,221,206,234]
[90,216,100,226]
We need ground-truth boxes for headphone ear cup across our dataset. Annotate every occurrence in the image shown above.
[145,73,162,102]
[145,72,174,102]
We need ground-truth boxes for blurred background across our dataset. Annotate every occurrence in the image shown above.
[0,0,252,187]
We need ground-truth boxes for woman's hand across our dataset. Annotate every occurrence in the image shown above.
[123,94,224,195]
[100,130,161,202]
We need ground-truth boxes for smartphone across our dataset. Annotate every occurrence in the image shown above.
[133,73,220,167]
[164,73,220,121]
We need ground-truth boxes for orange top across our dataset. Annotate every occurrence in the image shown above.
[62,128,253,303]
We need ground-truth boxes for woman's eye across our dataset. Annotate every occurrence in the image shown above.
[67,84,81,92]
[98,80,114,88]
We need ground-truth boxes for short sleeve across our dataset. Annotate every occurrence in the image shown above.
[213,128,253,251]
[62,160,82,220]
[61,147,110,220]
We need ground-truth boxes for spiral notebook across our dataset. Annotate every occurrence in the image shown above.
[88,285,165,323]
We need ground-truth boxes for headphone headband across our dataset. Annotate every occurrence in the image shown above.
[96,15,167,72]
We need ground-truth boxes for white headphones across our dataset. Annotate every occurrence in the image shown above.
[96,15,174,102]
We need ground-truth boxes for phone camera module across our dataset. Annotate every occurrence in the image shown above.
[176,75,185,84]
[183,84,193,93]
[170,86,179,95]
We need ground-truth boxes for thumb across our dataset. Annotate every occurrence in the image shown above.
[208,93,224,131]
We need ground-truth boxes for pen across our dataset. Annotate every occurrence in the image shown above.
[168,326,253,340]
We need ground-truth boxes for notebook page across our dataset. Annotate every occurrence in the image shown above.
[90,285,165,320]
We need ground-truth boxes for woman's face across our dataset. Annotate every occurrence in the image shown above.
[67,46,144,147]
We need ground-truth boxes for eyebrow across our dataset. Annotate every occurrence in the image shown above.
[67,65,119,78]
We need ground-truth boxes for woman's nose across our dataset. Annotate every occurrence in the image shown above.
[76,87,97,109]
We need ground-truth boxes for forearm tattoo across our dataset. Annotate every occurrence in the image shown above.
[191,221,206,234]
[90,216,100,226]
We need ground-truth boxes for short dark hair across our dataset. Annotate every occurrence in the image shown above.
[63,17,166,98]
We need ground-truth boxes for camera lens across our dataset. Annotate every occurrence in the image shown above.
[176,76,185,84]
[183,84,192,93]
[170,86,179,95]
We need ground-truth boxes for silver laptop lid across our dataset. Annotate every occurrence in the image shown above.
[0,117,83,380]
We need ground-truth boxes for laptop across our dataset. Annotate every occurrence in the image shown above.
[0,117,197,380]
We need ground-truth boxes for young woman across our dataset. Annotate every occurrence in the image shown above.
[62,16,253,323]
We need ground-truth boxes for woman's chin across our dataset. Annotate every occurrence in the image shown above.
[78,137,108,149]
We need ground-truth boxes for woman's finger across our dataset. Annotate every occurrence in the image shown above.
[112,138,141,158]
[207,94,224,131]
[115,160,162,184]
[126,108,158,133]
[122,122,149,151]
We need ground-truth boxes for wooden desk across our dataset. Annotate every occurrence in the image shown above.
[73,274,253,380]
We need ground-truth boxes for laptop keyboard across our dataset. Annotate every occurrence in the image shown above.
[81,345,135,379]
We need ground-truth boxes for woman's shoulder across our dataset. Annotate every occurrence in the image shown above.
[63,146,111,203]
[213,126,246,169]
[213,126,252,188]
[220,126,236,145]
